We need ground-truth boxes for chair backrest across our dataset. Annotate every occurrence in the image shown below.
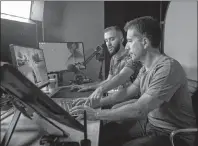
[191,88,198,127]
[188,80,198,146]
[187,79,198,125]
[191,88,198,146]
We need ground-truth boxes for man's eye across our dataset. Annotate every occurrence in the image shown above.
[110,38,115,41]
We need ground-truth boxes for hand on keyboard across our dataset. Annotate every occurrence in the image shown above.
[72,97,100,109]
[72,98,89,106]
[70,105,98,121]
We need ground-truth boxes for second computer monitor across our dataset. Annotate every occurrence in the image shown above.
[9,44,49,88]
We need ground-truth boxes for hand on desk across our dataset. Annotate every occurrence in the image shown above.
[70,105,97,121]
[68,84,93,92]
[77,86,94,92]
[69,85,84,92]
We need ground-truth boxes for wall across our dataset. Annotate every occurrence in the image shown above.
[1,17,37,63]
[60,1,104,82]
[43,1,66,42]
[164,1,197,81]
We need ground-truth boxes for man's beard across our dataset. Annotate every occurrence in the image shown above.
[109,43,120,57]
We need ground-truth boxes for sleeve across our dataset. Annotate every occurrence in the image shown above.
[126,60,142,83]
[132,66,145,88]
[125,59,140,69]
[108,57,114,75]
[145,61,184,102]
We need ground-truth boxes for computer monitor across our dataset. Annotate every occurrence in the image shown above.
[9,44,49,88]
[39,42,86,73]
[0,64,84,132]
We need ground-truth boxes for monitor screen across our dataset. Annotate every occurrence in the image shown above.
[39,42,86,73]
[9,44,49,88]
[0,64,84,132]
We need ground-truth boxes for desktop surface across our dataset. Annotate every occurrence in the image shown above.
[50,87,93,99]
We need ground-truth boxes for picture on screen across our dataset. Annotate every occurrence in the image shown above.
[65,42,85,69]
[10,45,48,87]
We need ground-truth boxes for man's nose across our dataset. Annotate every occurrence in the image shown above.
[125,44,129,50]
[107,41,112,46]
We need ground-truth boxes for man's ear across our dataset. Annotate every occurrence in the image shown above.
[121,37,124,43]
[142,37,150,49]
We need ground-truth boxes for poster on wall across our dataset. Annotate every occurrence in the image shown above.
[39,42,85,73]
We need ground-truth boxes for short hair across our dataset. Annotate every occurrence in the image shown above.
[124,16,161,48]
[104,26,123,39]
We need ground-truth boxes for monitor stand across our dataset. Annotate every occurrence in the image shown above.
[1,103,69,146]
[1,110,21,146]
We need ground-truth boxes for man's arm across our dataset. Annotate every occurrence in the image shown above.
[96,93,164,121]
[87,74,113,89]
[77,74,112,92]
[111,99,138,109]
[78,58,114,92]
[92,74,113,88]
[99,81,140,107]
[100,67,133,93]
[71,92,164,121]
[88,60,142,99]
[96,61,182,121]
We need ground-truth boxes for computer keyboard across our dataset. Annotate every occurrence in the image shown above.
[53,98,87,117]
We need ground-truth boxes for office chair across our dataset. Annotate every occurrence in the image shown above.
[170,88,198,146]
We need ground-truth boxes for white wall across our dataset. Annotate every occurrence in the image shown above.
[60,1,104,82]
[164,1,197,81]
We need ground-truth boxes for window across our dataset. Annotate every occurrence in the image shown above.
[1,1,32,19]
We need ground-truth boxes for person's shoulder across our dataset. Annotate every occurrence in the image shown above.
[158,55,183,70]
[110,55,115,62]
[154,55,186,80]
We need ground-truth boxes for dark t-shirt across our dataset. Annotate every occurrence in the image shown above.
[109,51,142,88]
[109,51,128,76]
[125,59,142,83]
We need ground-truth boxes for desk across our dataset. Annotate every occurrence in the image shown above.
[1,111,100,146]
[48,87,93,98]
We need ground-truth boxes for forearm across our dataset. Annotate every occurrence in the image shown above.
[99,88,131,107]
[87,81,103,89]
[101,74,129,93]
[98,79,109,87]
[95,103,144,121]
[100,84,139,107]
[116,99,138,106]
[100,67,134,93]
[88,80,107,89]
